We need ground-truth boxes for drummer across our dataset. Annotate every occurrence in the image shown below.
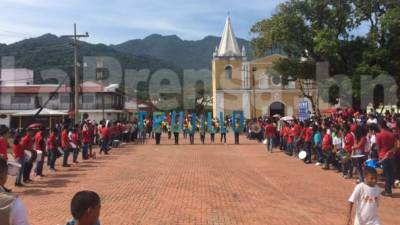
[34,127,46,178]
[0,125,9,161]
[352,127,368,183]
[331,126,344,172]
[21,129,35,183]
[12,134,25,187]
[343,125,354,179]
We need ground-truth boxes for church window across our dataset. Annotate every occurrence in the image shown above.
[225,65,233,79]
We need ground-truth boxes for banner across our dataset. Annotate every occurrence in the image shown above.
[171,111,183,132]
[298,101,309,122]
[232,111,244,133]
[207,112,213,132]
[219,112,225,131]
[200,114,205,131]
[152,112,165,130]
[191,113,196,133]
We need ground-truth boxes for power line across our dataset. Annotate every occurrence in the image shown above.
[0,29,33,36]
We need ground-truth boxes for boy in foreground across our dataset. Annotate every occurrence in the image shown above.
[346,167,381,225]
[66,191,101,225]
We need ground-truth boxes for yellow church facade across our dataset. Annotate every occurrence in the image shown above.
[212,16,328,118]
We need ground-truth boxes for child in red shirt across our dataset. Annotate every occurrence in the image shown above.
[322,129,333,170]
[47,128,58,170]
[82,123,91,160]
[13,134,25,186]
[71,128,80,163]
[0,126,9,161]
[343,126,354,179]
[61,126,70,167]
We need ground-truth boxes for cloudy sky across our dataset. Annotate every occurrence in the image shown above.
[0,0,287,44]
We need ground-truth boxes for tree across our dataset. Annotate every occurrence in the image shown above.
[251,0,354,111]
[251,0,400,111]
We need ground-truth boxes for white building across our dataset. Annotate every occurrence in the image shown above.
[0,68,126,128]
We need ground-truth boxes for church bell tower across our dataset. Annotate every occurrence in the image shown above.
[212,16,246,116]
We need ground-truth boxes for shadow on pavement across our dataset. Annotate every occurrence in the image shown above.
[19,188,61,196]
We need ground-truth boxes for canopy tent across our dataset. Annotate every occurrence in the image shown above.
[12,108,67,129]
[13,108,67,116]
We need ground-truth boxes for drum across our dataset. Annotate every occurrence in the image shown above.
[56,147,64,158]
[70,142,77,149]
[24,150,32,162]
[298,150,307,160]
[365,159,380,169]
[262,139,268,145]
[36,150,43,162]
[7,161,21,176]
[351,154,365,159]
[338,150,350,163]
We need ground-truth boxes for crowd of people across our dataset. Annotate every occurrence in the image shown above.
[250,108,400,198]
[0,109,399,225]
[0,112,247,189]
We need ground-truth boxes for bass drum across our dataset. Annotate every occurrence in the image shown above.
[249,122,262,134]
[337,150,350,163]
[7,161,21,176]
[24,150,32,162]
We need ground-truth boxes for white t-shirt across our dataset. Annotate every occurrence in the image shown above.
[348,183,381,225]
[367,118,377,125]
[369,135,376,146]
[333,136,342,150]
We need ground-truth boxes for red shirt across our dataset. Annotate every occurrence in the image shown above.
[344,133,354,153]
[101,127,109,139]
[376,129,395,159]
[0,137,8,160]
[322,134,332,151]
[71,132,79,145]
[264,124,275,138]
[47,133,57,150]
[82,130,91,143]
[289,127,297,138]
[34,131,42,151]
[355,136,367,153]
[61,130,68,149]
[21,134,32,150]
[293,124,300,137]
[287,135,293,144]
[282,126,289,137]
[13,144,24,158]
[304,127,313,142]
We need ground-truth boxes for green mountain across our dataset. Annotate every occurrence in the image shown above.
[0,33,183,85]
[111,34,253,69]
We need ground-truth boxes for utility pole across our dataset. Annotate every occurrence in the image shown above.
[61,24,89,124]
[251,66,257,118]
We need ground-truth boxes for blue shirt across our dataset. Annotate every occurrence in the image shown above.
[313,131,322,146]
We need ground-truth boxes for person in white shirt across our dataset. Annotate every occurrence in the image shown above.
[0,157,30,225]
[366,114,378,125]
[346,167,381,225]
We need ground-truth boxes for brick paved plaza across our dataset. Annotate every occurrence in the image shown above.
[6,135,400,225]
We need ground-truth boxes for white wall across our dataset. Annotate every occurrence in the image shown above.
[0,69,34,86]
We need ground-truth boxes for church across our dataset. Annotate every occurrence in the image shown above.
[212,16,327,119]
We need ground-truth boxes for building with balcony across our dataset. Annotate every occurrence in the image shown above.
[0,69,126,128]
